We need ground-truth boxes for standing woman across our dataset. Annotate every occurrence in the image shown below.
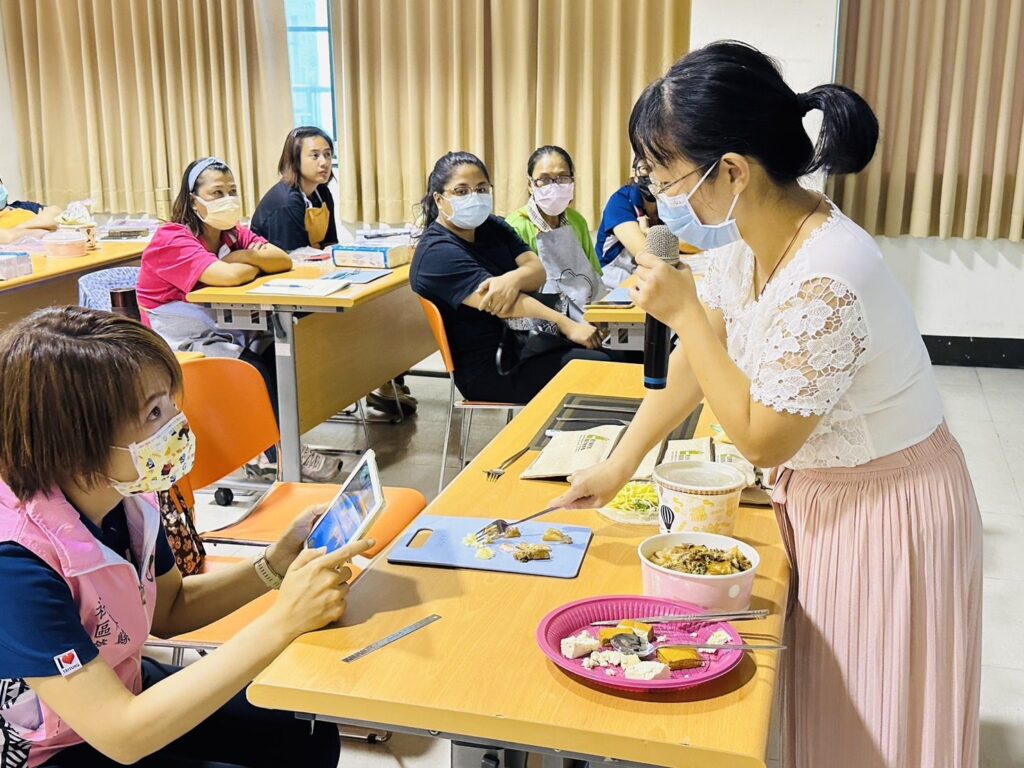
[554,42,980,768]
[250,126,338,252]
[505,145,604,320]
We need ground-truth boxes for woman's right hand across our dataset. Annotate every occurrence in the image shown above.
[266,538,374,638]
[550,459,633,510]
[562,320,602,349]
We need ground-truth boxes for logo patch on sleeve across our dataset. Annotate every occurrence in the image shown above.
[54,649,83,677]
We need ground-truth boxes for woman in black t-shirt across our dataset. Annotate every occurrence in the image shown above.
[411,151,614,404]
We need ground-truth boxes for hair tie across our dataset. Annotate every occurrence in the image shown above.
[187,157,228,192]
[796,91,815,116]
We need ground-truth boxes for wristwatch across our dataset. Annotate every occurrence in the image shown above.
[253,547,284,590]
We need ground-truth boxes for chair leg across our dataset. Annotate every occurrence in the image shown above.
[171,647,184,666]
[506,407,514,425]
[356,399,372,450]
[389,379,406,423]
[462,409,475,467]
[438,383,456,494]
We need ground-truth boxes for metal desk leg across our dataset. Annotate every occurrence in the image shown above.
[272,310,302,482]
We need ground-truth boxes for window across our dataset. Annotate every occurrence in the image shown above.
[285,0,336,140]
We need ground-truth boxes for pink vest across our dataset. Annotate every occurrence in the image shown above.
[0,482,160,767]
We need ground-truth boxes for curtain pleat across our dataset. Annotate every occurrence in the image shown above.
[1,0,293,214]
[334,0,690,227]
[833,0,1024,241]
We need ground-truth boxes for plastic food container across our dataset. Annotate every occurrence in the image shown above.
[58,222,98,249]
[42,230,89,259]
[652,460,746,536]
[638,531,760,610]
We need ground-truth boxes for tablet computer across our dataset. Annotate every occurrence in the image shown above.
[305,449,385,552]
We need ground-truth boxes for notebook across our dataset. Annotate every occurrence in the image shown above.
[246,278,351,298]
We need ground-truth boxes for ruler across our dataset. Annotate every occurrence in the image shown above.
[342,615,441,663]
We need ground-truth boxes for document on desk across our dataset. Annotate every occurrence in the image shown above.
[330,268,393,284]
[247,279,351,298]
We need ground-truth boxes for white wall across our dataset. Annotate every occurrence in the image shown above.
[689,0,1022,341]
[0,10,22,197]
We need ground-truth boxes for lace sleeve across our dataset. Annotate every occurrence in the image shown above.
[750,276,870,417]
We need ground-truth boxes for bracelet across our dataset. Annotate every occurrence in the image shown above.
[253,547,284,590]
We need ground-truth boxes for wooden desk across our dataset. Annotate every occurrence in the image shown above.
[248,361,790,768]
[187,264,436,482]
[0,242,145,330]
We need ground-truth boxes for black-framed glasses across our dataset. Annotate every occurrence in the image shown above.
[531,175,574,188]
[648,166,704,197]
[444,184,493,197]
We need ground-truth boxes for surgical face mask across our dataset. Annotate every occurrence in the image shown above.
[110,412,196,495]
[532,182,574,216]
[442,192,493,229]
[194,194,242,230]
[656,160,741,251]
[0,184,8,210]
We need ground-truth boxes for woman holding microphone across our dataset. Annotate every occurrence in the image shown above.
[554,42,980,768]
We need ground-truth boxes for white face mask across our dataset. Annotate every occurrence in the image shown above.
[194,194,242,230]
[532,182,575,216]
[442,192,493,229]
[110,412,196,496]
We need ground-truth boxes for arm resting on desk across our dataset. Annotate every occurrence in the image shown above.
[198,260,260,286]
[223,242,292,274]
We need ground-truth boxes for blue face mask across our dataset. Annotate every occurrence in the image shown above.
[0,185,8,210]
[656,160,742,251]
[442,192,492,230]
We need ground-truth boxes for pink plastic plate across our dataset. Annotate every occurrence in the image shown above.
[536,595,744,692]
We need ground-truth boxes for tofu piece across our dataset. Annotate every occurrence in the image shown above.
[620,654,641,668]
[590,650,623,667]
[657,646,703,670]
[582,657,597,670]
[618,619,654,641]
[560,632,600,659]
[542,528,573,544]
[599,627,633,646]
[474,547,495,560]
[503,526,521,539]
[624,661,672,681]
[604,667,618,676]
[700,629,732,654]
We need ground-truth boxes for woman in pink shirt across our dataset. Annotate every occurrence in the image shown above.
[138,158,340,481]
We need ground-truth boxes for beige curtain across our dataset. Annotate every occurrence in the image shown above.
[1,0,294,214]
[832,0,1024,241]
[334,0,689,227]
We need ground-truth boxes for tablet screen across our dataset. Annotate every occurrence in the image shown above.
[306,459,378,551]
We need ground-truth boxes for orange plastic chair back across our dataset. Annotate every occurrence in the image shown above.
[417,297,455,374]
[179,357,280,491]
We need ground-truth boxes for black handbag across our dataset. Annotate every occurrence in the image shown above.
[495,292,574,376]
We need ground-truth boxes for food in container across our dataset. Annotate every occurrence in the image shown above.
[41,230,89,259]
[638,532,760,611]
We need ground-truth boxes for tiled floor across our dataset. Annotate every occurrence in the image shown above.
[192,363,1024,767]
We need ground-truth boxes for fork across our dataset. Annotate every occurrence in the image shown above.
[483,445,531,482]
[472,505,561,544]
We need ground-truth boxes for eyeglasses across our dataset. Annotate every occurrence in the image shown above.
[531,175,574,188]
[648,166,704,197]
[444,184,493,197]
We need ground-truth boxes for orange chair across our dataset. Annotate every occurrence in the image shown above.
[178,357,426,551]
[417,298,520,493]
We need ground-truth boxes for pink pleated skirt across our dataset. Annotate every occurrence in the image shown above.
[773,422,982,768]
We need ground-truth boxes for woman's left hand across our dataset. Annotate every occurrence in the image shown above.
[266,505,323,576]
[477,274,521,316]
[631,251,699,330]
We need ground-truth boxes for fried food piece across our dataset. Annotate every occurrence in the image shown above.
[513,543,552,562]
[656,647,703,670]
[542,528,573,544]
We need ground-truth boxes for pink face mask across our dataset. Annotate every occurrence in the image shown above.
[532,182,575,216]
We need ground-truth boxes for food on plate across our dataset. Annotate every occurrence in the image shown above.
[589,650,623,667]
[542,528,573,544]
[513,543,552,562]
[599,627,633,646]
[699,628,732,653]
[617,619,654,641]
[657,647,703,670]
[503,526,521,539]
[560,632,600,659]
[606,481,658,518]
[604,667,618,676]
[624,661,671,681]
[474,547,495,560]
[647,543,751,575]
[620,653,641,668]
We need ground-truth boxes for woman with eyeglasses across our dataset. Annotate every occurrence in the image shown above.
[411,151,615,404]
[594,156,665,289]
[505,146,603,321]
[554,42,980,768]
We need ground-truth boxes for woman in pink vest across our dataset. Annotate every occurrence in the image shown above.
[0,306,372,767]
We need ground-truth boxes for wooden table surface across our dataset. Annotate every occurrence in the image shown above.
[0,241,145,293]
[247,360,790,768]
[186,263,414,310]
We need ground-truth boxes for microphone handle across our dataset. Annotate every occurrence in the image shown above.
[643,314,670,390]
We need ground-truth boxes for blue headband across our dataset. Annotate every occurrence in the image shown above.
[187,157,229,192]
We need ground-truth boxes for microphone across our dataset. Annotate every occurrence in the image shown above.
[642,225,680,389]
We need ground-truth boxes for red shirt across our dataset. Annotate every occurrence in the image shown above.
[136,223,266,311]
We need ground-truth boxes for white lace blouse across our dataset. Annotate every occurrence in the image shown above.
[696,199,944,469]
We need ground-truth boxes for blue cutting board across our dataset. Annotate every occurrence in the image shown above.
[387,515,592,579]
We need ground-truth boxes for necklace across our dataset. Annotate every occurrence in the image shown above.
[758,195,823,297]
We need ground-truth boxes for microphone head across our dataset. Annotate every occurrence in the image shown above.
[645,224,680,265]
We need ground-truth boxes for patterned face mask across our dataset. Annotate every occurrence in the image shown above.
[110,412,195,495]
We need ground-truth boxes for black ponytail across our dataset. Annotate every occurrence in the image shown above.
[629,40,879,184]
[418,151,492,228]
